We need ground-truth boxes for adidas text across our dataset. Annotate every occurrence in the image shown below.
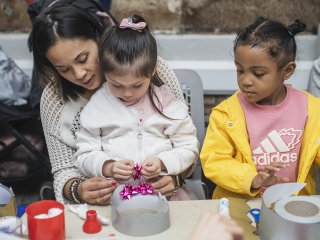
[253,152,297,165]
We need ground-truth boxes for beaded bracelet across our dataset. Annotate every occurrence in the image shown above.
[69,178,85,204]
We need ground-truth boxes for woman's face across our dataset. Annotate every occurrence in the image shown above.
[46,38,101,91]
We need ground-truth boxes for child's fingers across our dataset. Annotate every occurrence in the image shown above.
[258,171,270,178]
[267,162,289,171]
[143,173,158,180]
[141,160,153,168]
[253,165,291,188]
[252,172,269,188]
[143,164,157,173]
[120,159,135,167]
[141,169,150,175]
[115,161,134,171]
[258,163,288,175]
[113,173,132,180]
[113,167,133,177]
[256,165,266,171]
[274,176,290,184]
[141,169,157,179]
[114,172,132,180]
[263,165,280,173]
[142,162,152,168]
[142,166,161,177]
[271,162,289,167]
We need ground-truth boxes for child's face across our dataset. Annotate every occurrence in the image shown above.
[105,72,151,106]
[234,45,287,105]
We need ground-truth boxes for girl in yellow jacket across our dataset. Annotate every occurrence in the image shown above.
[200,17,320,199]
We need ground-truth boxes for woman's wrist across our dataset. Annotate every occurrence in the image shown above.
[64,177,85,203]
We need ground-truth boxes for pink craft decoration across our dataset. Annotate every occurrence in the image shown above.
[120,182,155,200]
[133,163,142,180]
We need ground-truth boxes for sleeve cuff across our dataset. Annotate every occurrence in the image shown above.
[242,170,260,196]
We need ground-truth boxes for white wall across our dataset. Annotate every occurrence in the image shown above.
[0,33,319,94]
[0,33,33,77]
[156,34,320,94]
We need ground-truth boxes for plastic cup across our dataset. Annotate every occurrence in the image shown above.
[26,200,65,240]
[0,216,22,237]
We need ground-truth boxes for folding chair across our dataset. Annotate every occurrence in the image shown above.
[174,69,215,199]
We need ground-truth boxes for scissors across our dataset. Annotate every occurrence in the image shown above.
[249,208,260,235]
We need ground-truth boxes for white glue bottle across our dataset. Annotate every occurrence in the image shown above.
[218,197,230,218]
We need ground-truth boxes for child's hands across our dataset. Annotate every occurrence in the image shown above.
[251,162,290,189]
[103,159,134,181]
[141,157,162,180]
[113,159,135,180]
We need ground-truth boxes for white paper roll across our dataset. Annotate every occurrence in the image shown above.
[274,196,320,224]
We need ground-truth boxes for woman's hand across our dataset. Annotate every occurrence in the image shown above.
[189,213,244,240]
[149,175,176,197]
[251,162,290,189]
[77,177,117,205]
[141,157,162,180]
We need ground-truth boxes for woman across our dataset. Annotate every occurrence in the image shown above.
[31,2,193,204]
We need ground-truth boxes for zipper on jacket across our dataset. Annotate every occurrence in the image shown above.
[136,109,144,164]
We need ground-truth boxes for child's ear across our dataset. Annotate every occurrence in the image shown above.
[282,61,296,80]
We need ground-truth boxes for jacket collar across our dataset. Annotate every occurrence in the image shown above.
[216,90,320,180]
[215,91,255,165]
[298,92,320,180]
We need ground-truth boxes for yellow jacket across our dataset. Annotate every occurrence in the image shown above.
[200,91,320,199]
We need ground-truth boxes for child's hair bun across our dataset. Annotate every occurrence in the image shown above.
[287,19,306,36]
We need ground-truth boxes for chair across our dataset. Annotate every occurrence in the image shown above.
[174,69,215,199]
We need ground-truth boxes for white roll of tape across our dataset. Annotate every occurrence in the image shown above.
[274,196,320,224]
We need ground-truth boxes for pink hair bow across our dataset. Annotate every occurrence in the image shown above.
[119,17,146,32]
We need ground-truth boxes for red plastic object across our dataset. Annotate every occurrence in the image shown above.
[83,210,102,234]
[26,200,65,240]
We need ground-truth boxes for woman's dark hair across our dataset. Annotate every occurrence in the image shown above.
[31,2,104,100]
[99,14,166,116]
[234,17,306,68]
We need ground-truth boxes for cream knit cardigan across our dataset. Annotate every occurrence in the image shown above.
[40,57,185,203]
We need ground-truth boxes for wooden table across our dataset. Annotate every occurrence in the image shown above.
[21,199,261,240]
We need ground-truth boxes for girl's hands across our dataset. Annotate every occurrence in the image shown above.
[113,159,135,180]
[141,157,162,180]
[103,159,134,181]
[77,177,117,205]
[251,162,290,189]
